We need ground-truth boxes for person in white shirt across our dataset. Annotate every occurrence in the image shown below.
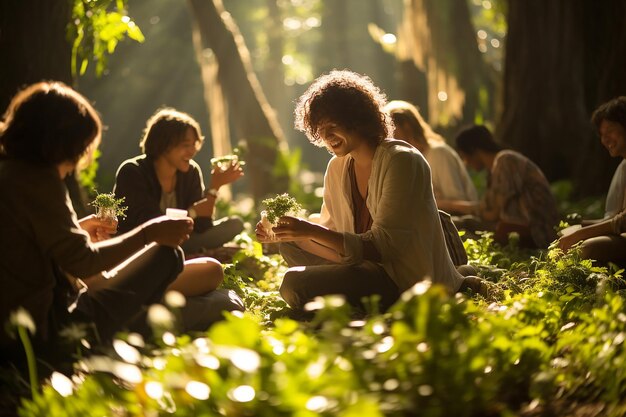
[384,100,478,213]
[559,96,626,264]
[255,70,483,313]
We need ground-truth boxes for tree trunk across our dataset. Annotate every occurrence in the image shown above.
[0,0,89,214]
[399,0,494,129]
[577,0,626,195]
[498,0,626,196]
[318,1,350,72]
[0,0,73,112]
[187,0,290,202]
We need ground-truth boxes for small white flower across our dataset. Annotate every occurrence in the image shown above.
[50,372,73,397]
[147,304,175,328]
[10,308,36,334]
[164,291,186,308]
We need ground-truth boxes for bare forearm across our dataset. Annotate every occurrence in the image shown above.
[191,194,217,218]
[308,225,345,255]
[570,220,614,242]
[92,227,147,268]
[295,239,342,263]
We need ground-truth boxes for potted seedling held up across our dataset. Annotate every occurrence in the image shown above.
[260,193,302,240]
[210,147,246,170]
[90,191,128,224]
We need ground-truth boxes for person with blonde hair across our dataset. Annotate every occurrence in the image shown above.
[385,100,478,214]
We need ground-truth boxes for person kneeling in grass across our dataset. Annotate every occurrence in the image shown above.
[255,70,485,314]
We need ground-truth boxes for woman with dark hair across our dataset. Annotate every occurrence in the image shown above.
[0,83,240,360]
[452,125,558,249]
[255,70,483,313]
[114,108,244,255]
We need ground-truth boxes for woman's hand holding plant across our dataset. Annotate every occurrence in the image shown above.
[79,214,118,242]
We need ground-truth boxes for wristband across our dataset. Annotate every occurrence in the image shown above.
[207,188,218,198]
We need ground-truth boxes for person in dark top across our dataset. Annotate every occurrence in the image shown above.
[0,82,244,364]
[114,108,244,255]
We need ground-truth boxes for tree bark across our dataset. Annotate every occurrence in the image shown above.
[187,0,290,202]
[399,0,494,128]
[0,0,73,113]
[499,0,626,196]
[0,0,89,214]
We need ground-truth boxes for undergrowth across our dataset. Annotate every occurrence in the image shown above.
[11,231,626,417]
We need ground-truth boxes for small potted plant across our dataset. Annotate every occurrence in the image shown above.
[90,191,127,223]
[260,193,302,240]
[210,147,246,169]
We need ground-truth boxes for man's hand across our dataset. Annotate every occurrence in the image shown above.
[210,160,244,189]
[143,215,194,248]
[79,214,118,242]
[557,232,582,252]
[272,216,317,242]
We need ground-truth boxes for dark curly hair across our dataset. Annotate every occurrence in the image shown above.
[591,96,626,131]
[140,108,204,158]
[294,70,393,148]
[0,81,101,167]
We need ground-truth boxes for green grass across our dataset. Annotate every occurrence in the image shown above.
[13,229,626,416]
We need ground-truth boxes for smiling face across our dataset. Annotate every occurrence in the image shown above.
[599,120,626,158]
[317,121,361,157]
[161,128,199,172]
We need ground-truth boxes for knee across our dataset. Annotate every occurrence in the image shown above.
[196,257,225,288]
[279,269,305,309]
[579,238,608,262]
[456,264,477,277]
[207,259,224,287]
[225,216,245,235]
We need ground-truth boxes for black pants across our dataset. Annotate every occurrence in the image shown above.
[279,242,400,313]
[75,243,183,341]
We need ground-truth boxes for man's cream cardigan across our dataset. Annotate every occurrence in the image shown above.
[317,139,464,294]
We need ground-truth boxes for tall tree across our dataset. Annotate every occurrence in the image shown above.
[0,1,72,113]
[0,0,92,215]
[499,0,626,196]
[397,0,495,129]
[187,0,290,201]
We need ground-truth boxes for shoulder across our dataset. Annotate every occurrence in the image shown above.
[116,155,148,175]
[379,139,426,166]
[495,150,528,167]
[188,159,203,175]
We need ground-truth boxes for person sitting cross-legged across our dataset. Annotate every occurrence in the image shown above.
[114,108,245,257]
[255,70,487,315]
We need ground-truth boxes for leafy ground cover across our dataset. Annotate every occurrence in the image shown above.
[12,227,626,416]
